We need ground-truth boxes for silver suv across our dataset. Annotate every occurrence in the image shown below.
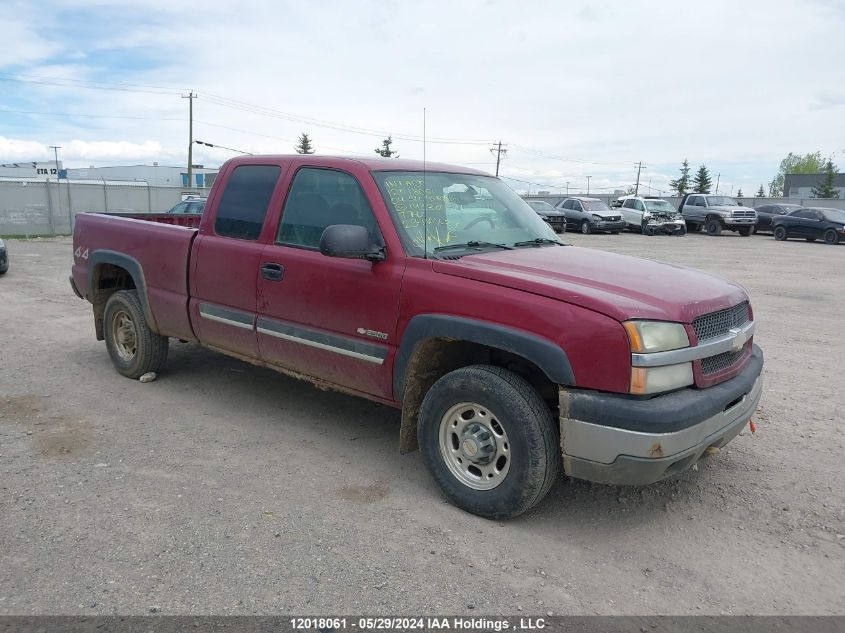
[679,194,757,236]
[554,197,625,234]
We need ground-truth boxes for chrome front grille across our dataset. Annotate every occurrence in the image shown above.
[701,345,748,375]
[733,210,756,218]
[693,302,750,342]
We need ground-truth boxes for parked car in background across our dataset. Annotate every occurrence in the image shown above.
[772,207,845,245]
[753,203,802,234]
[679,194,757,236]
[525,200,567,233]
[166,197,207,214]
[554,197,625,234]
[0,238,8,275]
[618,196,686,235]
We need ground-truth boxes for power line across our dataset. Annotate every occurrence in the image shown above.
[194,140,251,155]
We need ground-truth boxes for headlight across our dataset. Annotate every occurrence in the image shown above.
[623,321,689,353]
[630,363,694,394]
[719,211,731,218]
[592,214,603,221]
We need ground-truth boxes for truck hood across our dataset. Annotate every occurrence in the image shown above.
[431,246,747,323]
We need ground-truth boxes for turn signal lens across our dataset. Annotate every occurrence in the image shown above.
[630,363,694,395]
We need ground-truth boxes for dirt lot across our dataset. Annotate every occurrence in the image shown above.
[0,232,842,616]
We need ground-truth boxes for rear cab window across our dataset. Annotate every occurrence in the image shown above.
[214,165,281,240]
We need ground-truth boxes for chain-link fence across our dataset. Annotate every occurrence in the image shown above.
[0,179,187,236]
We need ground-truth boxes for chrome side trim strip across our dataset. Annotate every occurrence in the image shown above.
[561,377,762,464]
[198,303,255,330]
[256,317,387,365]
[632,320,755,367]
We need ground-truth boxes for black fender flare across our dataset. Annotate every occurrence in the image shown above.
[87,250,159,333]
[393,314,575,401]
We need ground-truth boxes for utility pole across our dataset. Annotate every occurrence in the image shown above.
[49,145,62,175]
[633,161,646,195]
[586,175,592,194]
[490,140,508,177]
[182,92,196,189]
[715,173,721,194]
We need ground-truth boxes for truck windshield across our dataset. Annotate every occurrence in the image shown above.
[706,196,739,206]
[373,171,557,256]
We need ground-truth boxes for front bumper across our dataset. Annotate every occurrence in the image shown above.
[725,217,757,226]
[593,220,626,232]
[644,221,686,236]
[559,345,763,485]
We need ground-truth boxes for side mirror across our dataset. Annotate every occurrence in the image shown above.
[319,224,385,262]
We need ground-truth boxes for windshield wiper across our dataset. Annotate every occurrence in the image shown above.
[433,241,515,253]
[512,237,566,247]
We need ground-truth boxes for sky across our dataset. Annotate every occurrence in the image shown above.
[1,0,843,196]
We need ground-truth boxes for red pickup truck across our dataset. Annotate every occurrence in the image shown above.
[71,155,763,518]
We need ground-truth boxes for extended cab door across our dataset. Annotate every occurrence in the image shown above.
[189,162,285,358]
[255,166,404,400]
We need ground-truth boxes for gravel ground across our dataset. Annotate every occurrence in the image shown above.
[0,232,842,616]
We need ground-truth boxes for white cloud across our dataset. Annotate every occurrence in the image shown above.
[1,0,844,194]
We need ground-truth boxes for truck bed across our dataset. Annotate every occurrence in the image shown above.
[72,213,199,342]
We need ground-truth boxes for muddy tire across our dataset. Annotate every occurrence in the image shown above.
[774,225,787,241]
[706,217,722,236]
[417,365,560,519]
[103,290,168,379]
[824,229,839,245]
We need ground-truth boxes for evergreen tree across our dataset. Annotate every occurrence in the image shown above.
[756,184,766,197]
[692,165,712,193]
[294,133,315,154]
[669,159,691,195]
[375,136,398,157]
[736,188,743,198]
[811,159,839,198]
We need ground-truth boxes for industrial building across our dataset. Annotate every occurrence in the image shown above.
[0,161,63,179]
[65,164,218,188]
[783,172,845,198]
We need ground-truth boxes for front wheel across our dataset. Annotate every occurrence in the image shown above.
[774,225,787,241]
[706,218,722,236]
[104,290,169,379]
[581,220,592,235]
[418,365,560,519]
[738,226,752,237]
[824,229,840,245]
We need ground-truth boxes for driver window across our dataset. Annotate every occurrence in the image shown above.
[277,168,380,249]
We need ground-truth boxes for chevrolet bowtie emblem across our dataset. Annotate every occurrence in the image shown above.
[729,327,747,351]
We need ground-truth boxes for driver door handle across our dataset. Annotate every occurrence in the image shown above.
[261,262,284,281]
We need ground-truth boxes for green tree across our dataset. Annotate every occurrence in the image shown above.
[768,151,831,196]
[375,136,398,157]
[736,188,743,198]
[669,159,692,195]
[811,159,839,198]
[692,164,712,193]
[294,133,315,154]
[756,184,766,197]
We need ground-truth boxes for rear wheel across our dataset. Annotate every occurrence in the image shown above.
[418,365,560,519]
[706,218,722,236]
[686,221,702,232]
[104,290,169,379]
[774,225,788,241]
[581,220,592,235]
[824,229,840,245]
